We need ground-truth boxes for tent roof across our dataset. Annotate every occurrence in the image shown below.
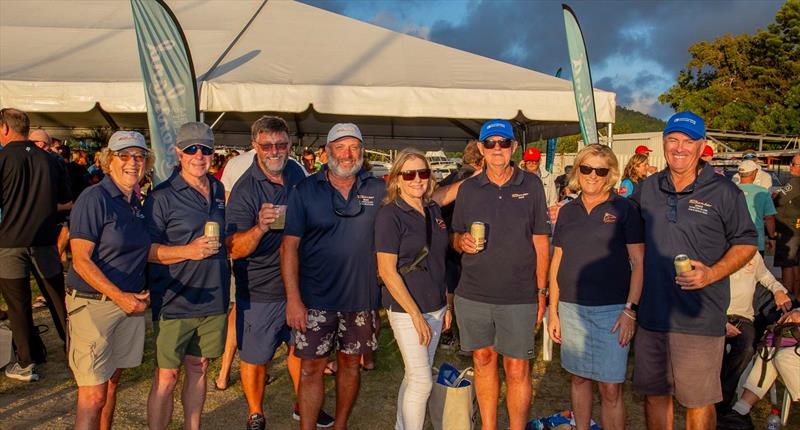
[0,0,615,146]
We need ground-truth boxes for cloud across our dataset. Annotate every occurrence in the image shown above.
[301,0,784,118]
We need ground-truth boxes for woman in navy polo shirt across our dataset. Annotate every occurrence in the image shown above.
[547,144,644,430]
[375,149,452,430]
[66,131,153,428]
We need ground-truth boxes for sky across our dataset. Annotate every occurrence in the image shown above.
[300,0,784,119]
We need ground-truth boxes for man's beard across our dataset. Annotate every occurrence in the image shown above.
[259,155,288,176]
[328,154,363,178]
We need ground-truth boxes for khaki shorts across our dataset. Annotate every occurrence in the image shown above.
[153,314,227,369]
[633,326,724,408]
[66,294,145,386]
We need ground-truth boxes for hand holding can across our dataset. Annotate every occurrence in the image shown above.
[674,254,692,274]
[471,222,486,251]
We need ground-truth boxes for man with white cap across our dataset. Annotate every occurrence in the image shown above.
[736,159,777,256]
[282,123,386,430]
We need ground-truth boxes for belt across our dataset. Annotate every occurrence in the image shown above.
[67,287,108,301]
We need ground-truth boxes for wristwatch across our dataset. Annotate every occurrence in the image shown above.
[625,302,639,312]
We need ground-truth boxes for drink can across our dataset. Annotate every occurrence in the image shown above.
[470,222,486,251]
[674,254,692,274]
[204,221,220,240]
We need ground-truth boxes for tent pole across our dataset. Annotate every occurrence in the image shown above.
[210,112,227,129]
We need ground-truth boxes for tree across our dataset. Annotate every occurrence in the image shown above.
[660,0,800,134]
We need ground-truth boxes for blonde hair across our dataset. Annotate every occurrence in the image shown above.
[567,144,620,194]
[383,148,435,205]
[97,147,155,175]
[622,153,649,184]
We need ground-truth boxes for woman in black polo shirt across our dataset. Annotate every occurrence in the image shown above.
[375,149,452,430]
[66,131,153,428]
[547,144,644,430]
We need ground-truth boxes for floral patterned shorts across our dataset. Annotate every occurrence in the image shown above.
[293,309,378,359]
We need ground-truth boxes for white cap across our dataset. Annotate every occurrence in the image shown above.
[108,131,148,152]
[738,159,759,173]
[326,123,363,144]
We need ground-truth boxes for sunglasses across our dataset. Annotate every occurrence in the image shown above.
[578,165,610,177]
[182,145,213,156]
[113,151,148,163]
[482,138,514,149]
[400,168,431,181]
[332,194,364,218]
[256,141,289,152]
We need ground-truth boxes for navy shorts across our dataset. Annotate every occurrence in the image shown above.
[236,300,291,365]
[293,309,378,359]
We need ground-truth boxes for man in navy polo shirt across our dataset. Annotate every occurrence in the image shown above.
[225,116,332,429]
[630,111,757,430]
[281,123,386,430]
[451,119,550,430]
[144,122,230,430]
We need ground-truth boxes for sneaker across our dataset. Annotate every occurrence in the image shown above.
[4,362,39,382]
[292,406,335,428]
[246,413,265,430]
[717,410,754,430]
[439,331,459,350]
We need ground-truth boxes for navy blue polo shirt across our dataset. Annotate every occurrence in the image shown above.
[226,158,306,303]
[284,166,386,312]
[375,198,448,313]
[451,168,550,304]
[144,170,230,320]
[630,164,757,336]
[553,193,644,306]
[67,176,150,293]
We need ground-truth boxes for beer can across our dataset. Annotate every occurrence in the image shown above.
[470,222,486,251]
[674,254,692,274]
[204,221,220,240]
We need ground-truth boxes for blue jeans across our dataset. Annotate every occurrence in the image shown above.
[387,307,446,430]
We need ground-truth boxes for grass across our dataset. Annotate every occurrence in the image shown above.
[0,306,797,428]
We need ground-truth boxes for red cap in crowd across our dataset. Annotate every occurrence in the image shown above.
[702,145,714,157]
[634,145,652,154]
[523,147,542,162]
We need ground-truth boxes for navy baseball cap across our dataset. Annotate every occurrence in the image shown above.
[663,111,705,140]
[479,119,515,142]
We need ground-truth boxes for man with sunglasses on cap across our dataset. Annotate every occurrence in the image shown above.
[225,116,333,429]
[520,147,557,206]
[450,119,551,430]
[629,111,757,430]
[281,123,386,430]
[144,122,230,429]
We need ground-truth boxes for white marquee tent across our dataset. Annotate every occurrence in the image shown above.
[0,0,616,150]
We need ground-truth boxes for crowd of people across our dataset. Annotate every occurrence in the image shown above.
[1,106,799,430]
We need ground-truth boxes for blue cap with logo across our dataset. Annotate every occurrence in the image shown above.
[663,111,705,140]
[479,119,515,142]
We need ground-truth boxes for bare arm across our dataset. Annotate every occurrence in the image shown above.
[57,201,73,212]
[378,252,435,345]
[547,246,562,343]
[71,238,148,315]
[280,235,307,331]
[148,235,219,265]
[625,243,645,306]
[678,244,757,290]
[227,203,278,260]
[432,181,463,207]
[765,215,776,238]
[532,234,550,292]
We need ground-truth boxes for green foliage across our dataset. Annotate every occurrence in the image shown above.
[660,0,800,134]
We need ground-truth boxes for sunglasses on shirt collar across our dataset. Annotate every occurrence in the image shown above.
[182,145,213,156]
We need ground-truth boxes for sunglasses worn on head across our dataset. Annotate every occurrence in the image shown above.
[256,142,289,152]
[182,145,213,156]
[482,138,514,149]
[400,168,431,181]
[113,151,148,163]
[578,165,610,177]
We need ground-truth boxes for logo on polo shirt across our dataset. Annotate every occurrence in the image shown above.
[777,183,793,195]
[602,212,617,223]
[511,192,529,199]
[357,194,375,206]
[435,218,446,230]
[688,199,712,215]
[215,198,225,210]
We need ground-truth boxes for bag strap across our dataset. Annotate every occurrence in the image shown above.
[452,367,474,386]
[397,206,433,275]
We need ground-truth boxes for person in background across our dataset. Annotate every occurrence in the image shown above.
[66,131,153,428]
[732,151,772,189]
[549,144,644,430]
[773,154,800,298]
[718,307,800,430]
[301,149,317,174]
[715,252,791,423]
[87,151,105,184]
[451,119,550,430]
[520,147,557,206]
[736,160,777,256]
[635,145,653,156]
[701,144,714,163]
[630,112,757,430]
[555,165,573,201]
[144,122,230,430]
[618,153,650,198]
[0,109,70,382]
[315,144,327,171]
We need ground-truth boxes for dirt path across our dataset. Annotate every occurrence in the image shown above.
[0,309,794,429]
